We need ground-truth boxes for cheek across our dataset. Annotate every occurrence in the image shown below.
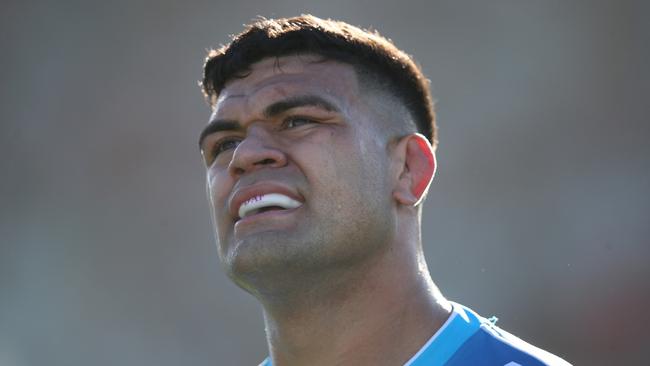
[294,127,355,178]
[295,129,379,203]
[207,169,233,225]
[207,170,235,259]
[207,168,229,196]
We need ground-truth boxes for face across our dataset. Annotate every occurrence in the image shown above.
[199,55,396,292]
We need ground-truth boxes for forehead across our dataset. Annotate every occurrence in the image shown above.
[212,55,361,117]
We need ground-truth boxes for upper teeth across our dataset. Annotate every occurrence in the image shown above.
[238,193,302,219]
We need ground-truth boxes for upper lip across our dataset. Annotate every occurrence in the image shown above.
[229,182,305,221]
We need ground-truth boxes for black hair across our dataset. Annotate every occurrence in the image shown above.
[201,14,437,146]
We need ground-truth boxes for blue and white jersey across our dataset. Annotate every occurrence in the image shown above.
[259,302,571,366]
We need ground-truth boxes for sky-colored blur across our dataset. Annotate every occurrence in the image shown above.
[1,0,648,365]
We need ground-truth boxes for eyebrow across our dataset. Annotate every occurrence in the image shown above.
[198,119,240,149]
[198,94,340,148]
[263,94,339,118]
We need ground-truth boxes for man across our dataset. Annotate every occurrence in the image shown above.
[197,15,570,366]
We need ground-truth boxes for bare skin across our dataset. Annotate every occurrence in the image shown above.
[200,55,451,366]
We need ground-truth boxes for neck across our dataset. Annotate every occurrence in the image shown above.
[259,237,451,366]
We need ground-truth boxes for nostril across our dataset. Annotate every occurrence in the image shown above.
[231,166,245,176]
[256,158,276,166]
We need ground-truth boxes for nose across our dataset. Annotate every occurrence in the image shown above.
[228,126,288,177]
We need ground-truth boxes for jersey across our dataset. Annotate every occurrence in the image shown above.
[259,302,571,366]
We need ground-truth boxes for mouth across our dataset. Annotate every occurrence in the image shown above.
[237,193,303,220]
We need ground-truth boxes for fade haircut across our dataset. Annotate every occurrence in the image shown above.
[201,14,437,147]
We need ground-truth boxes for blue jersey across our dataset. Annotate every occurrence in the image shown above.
[259,302,571,366]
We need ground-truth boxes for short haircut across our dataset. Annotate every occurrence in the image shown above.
[201,14,437,147]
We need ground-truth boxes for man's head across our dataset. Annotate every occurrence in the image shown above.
[201,15,437,148]
[198,15,438,296]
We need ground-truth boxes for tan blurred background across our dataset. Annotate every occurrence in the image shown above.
[1,0,649,365]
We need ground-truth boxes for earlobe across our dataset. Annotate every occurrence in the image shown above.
[392,134,436,206]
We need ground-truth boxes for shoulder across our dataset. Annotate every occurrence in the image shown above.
[447,303,571,366]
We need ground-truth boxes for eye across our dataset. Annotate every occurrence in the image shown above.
[282,116,316,129]
[214,138,241,156]
[204,137,241,165]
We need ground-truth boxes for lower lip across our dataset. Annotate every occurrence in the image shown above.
[234,205,303,231]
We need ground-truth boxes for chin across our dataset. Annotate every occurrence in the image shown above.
[222,231,308,276]
[223,229,384,298]
[222,234,339,292]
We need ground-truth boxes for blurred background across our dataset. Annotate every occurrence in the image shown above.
[1,0,648,365]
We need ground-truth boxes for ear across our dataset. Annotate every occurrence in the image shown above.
[391,133,437,206]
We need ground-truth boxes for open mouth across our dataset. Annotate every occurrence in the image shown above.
[237,193,303,220]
